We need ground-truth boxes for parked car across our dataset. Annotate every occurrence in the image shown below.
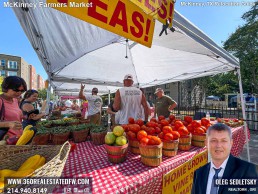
[206,95,221,101]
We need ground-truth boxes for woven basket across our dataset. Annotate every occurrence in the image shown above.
[128,138,140,154]
[0,142,70,192]
[51,132,70,145]
[72,129,89,143]
[139,143,163,167]
[162,139,179,157]
[191,133,206,147]
[79,119,90,124]
[31,134,50,145]
[91,130,107,145]
[105,143,128,164]
[178,135,191,151]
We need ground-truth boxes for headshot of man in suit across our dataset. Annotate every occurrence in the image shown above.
[191,123,257,194]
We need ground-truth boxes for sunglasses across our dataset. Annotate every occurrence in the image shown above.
[12,88,25,93]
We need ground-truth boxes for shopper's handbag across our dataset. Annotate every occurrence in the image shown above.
[0,98,9,140]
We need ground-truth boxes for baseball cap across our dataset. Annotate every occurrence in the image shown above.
[92,87,98,93]
[154,88,163,94]
[124,74,133,81]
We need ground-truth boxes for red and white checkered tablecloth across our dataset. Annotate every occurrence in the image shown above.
[53,126,248,194]
[53,144,205,194]
[231,125,250,157]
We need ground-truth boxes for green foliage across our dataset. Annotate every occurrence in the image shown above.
[37,88,55,100]
[223,2,258,94]
[198,2,258,95]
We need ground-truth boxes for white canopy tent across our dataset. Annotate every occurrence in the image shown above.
[10,0,250,161]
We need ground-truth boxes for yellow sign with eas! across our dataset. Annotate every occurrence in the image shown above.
[47,0,155,47]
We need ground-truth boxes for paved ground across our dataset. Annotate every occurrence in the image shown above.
[239,130,258,170]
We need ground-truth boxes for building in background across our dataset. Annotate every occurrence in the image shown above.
[0,54,45,90]
[37,74,44,89]
[29,65,37,89]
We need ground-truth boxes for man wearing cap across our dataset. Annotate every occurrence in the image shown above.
[154,88,177,118]
[113,74,149,124]
[79,85,103,125]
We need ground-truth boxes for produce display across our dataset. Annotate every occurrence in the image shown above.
[104,126,128,163]
[217,118,244,127]
[0,155,46,191]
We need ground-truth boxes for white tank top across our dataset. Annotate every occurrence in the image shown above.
[117,87,143,124]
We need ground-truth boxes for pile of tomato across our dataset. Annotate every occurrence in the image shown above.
[123,115,212,146]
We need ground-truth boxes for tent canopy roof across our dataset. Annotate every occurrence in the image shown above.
[11,0,239,93]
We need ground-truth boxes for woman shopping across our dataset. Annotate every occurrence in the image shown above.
[0,76,27,140]
[20,89,46,128]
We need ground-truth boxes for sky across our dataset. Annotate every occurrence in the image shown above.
[0,0,254,80]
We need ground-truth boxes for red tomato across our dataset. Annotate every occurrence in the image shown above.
[171,131,180,140]
[128,124,141,133]
[69,142,76,152]
[201,118,210,126]
[158,115,166,121]
[150,118,158,123]
[187,124,194,133]
[140,137,149,145]
[121,124,129,132]
[182,121,189,127]
[174,121,184,129]
[127,131,136,139]
[178,126,189,136]
[194,127,205,135]
[151,136,162,145]
[158,132,164,139]
[155,127,161,134]
[128,117,135,124]
[160,119,169,126]
[192,120,201,128]
[135,119,144,127]
[164,133,174,141]
[137,130,148,141]
[169,115,176,121]
[184,116,193,124]
[141,125,147,131]
[217,118,222,123]
[146,121,158,128]
[162,126,173,134]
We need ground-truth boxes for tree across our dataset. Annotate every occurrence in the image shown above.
[37,88,55,100]
[223,1,258,94]
[197,2,258,96]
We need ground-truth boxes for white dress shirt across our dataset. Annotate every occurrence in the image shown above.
[206,156,229,194]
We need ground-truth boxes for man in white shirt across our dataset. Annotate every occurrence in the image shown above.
[113,74,148,124]
[191,123,257,194]
[79,86,103,125]
[65,99,72,108]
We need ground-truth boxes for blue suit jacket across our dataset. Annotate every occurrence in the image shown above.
[191,154,257,194]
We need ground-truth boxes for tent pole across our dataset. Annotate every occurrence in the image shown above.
[108,90,111,130]
[46,75,51,115]
[237,68,250,162]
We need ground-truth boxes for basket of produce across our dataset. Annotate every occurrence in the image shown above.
[31,126,51,145]
[79,119,90,124]
[104,128,128,164]
[51,119,67,127]
[51,127,70,145]
[139,135,163,167]
[70,124,90,143]
[36,120,52,128]
[192,133,206,147]
[90,126,108,145]
[162,139,179,157]
[178,135,191,151]
[0,142,70,193]
[64,118,80,125]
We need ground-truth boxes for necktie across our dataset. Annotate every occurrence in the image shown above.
[210,167,222,194]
